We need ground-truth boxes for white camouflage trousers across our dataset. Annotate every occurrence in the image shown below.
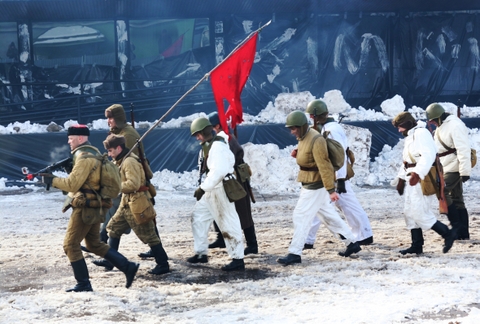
[403,177,437,230]
[289,187,356,256]
[191,185,244,259]
[306,180,373,244]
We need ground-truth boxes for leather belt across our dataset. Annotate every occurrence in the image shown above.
[300,166,319,171]
[438,149,456,157]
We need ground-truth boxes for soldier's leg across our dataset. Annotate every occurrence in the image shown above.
[130,217,169,275]
[336,180,373,243]
[189,195,214,261]
[316,188,361,257]
[92,208,129,270]
[63,209,96,292]
[305,215,322,248]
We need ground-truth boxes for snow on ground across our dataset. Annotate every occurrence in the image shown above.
[1,91,480,323]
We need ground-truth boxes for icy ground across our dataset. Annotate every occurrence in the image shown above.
[1,90,480,323]
[0,177,480,323]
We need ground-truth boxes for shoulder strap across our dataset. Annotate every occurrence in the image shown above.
[309,134,322,152]
[436,128,454,151]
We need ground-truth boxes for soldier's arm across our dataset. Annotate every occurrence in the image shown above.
[312,137,335,193]
[52,157,97,192]
[121,157,143,193]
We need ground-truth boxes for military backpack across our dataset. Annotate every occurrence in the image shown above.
[311,131,345,171]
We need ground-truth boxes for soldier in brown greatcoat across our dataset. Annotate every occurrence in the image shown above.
[40,125,139,292]
[92,134,170,275]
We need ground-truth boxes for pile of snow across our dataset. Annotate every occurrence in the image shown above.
[1,91,479,191]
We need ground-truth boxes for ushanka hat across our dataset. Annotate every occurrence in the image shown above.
[67,124,90,136]
[103,134,126,149]
[392,112,417,130]
[105,104,127,128]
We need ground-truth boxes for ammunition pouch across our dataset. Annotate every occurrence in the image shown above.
[236,163,252,183]
[129,193,156,225]
[223,174,247,202]
[70,192,109,225]
[421,166,439,197]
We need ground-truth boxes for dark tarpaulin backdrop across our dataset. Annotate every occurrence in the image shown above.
[2,118,479,181]
[3,12,480,125]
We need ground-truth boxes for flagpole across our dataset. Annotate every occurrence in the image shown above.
[121,20,272,166]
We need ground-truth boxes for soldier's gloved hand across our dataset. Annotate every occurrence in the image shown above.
[336,179,347,194]
[409,172,420,186]
[194,187,205,201]
[462,176,470,183]
[38,173,55,187]
[396,179,405,196]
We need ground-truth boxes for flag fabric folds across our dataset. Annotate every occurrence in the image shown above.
[162,33,185,58]
[210,32,258,134]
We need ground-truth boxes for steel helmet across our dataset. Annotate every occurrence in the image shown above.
[425,103,445,121]
[306,99,328,115]
[190,117,211,135]
[285,111,308,127]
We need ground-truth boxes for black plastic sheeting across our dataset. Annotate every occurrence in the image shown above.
[3,13,480,126]
[2,118,478,181]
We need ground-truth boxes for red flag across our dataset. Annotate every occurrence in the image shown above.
[162,33,184,58]
[210,32,258,134]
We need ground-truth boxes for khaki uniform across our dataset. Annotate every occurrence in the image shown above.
[107,153,159,245]
[51,143,110,262]
[287,128,356,256]
[296,128,335,192]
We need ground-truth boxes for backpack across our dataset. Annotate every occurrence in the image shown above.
[312,131,345,171]
[82,153,122,200]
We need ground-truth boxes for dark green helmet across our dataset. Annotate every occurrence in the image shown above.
[190,117,211,135]
[306,99,328,115]
[425,103,445,120]
[285,111,308,127]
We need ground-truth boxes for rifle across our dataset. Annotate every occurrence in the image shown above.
[130,103,156,204]
[130,103,152,180]
[198,156,205,186]
[427,122,449,214]
[22,157,73,190]
[244,175,256,204]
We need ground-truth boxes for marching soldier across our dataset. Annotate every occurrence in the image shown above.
[391,112,455,254]
[206,112,259,256]
[92,134,170,275]
[188,117,245,271]
[426,103,473,240]
[40,125,139,291]
[303,99,374,248]
[277,111,361,266]
[102,104,156,258]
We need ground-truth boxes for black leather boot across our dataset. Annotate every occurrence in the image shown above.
[103,247,139,288]
[221,258,245,271]
[431,221,455,253]
[100,227,109,244]
[277,253,301,265]
[138,225,161,258]
[447,204,461,240]
[187,254,208,263]
[208,222,226,248]
[400,228,424,255]
[339,242,361,257]
[92,237,120,271]
[148,243,170,275]
[457,208,470,240]
[66,259,93,292]
[243,225,258,255]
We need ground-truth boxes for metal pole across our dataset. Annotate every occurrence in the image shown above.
[120,20,272,167]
